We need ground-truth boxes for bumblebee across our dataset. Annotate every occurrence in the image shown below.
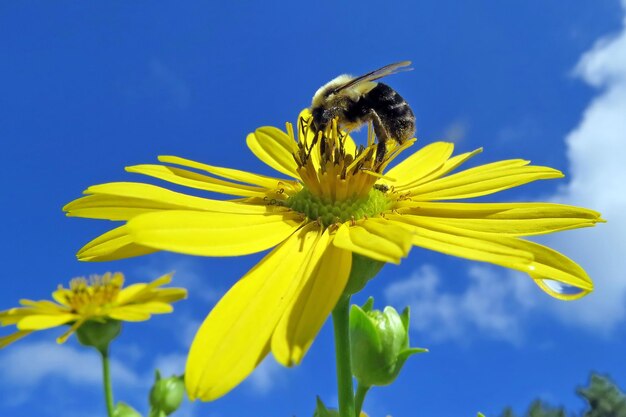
[310,61,416,161]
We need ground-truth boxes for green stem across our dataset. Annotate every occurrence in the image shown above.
[332,296,355,417]
[354,383,370,417]
[100,347,115,417]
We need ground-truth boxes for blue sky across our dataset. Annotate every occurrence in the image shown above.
[1,1,625,417]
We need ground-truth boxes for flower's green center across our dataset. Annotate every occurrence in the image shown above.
[286,187,392,227]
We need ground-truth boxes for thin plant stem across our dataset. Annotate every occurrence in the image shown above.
[332,295,355,417]
[100,347,115,417]
[354,383,370,417]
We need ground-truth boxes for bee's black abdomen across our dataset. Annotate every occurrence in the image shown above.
[343,83,415,145]
[365,83,415,143]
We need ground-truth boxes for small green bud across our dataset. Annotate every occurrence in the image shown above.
[113,402,142,417]
[149,370,185,416]
[75,320,122,353]
[350,298,427,387]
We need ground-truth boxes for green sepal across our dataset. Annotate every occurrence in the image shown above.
[361,297,375,313]
[343,254,385,296]
[113,402,142,417]
[76,320,122,353]
[313,397,340,417]
[478,413,486,417]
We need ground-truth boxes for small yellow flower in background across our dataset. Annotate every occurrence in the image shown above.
[0,272,186,348]
[64,109,603,401]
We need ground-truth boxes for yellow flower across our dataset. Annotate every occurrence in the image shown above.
[64,110,602,401]
[0,272,186,348]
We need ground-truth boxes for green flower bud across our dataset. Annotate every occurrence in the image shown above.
[113,402,142,417]
[149,370,185,416]
[75,320,122,353]
[349,298,427,387]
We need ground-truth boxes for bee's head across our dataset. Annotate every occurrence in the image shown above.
[310,74,354,133]
[310,106,329,134]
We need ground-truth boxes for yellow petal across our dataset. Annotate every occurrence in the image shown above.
[0,330,33,348]
[17,314,77,330]
[18,299,65,313]
[127,210,304,257]
[107,309,151,322]
[77,225,158,262]
[272,235,352,366]
[333,219,413,264]
[515,240,593,300]
[409,161,562,200]
[396,202,603,236]
[56,318,88,343]
[0,307,39,326]
[116,272,174,304]
[385,142,454,187]
[120,286,186,306]
[186,223,323,401]
[389,215,592,298]
[126,164,266,198]
[394,147,483,190]
[246,127,299,179]
[109,302,174,321]
[51,289,72,307]
[149,288,188,304]
[116,283,149,305]
[65,182,274,221]
[158,155,292,189]
[388,215,534,270]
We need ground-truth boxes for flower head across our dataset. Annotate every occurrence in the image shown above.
[64,110,603,400]
[0,272,186,348]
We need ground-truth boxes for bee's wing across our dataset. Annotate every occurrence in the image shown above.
[333,61,412,93]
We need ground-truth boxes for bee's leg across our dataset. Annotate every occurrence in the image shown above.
[368,109,391,163]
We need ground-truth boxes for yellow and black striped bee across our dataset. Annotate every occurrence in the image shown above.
[310,61,416,161]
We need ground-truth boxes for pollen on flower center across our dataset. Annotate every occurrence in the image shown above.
[286,187,391,227]
[286,115,414,205]
[64,272,123,314]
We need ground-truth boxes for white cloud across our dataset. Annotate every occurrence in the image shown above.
[244,356,286,395]
[543,6,626,333]
[496,117,542,145]
[135,256,220,304]
[402,4,626,338]
[0,341,143,388]
[384,264,538,344]
[153,352,187,377]
[441,119,469,143]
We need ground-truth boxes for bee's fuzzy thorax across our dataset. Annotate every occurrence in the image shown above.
[311,74,353,107]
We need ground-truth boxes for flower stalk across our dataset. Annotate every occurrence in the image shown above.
[100,346,115,417]
[332,295,355,417]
